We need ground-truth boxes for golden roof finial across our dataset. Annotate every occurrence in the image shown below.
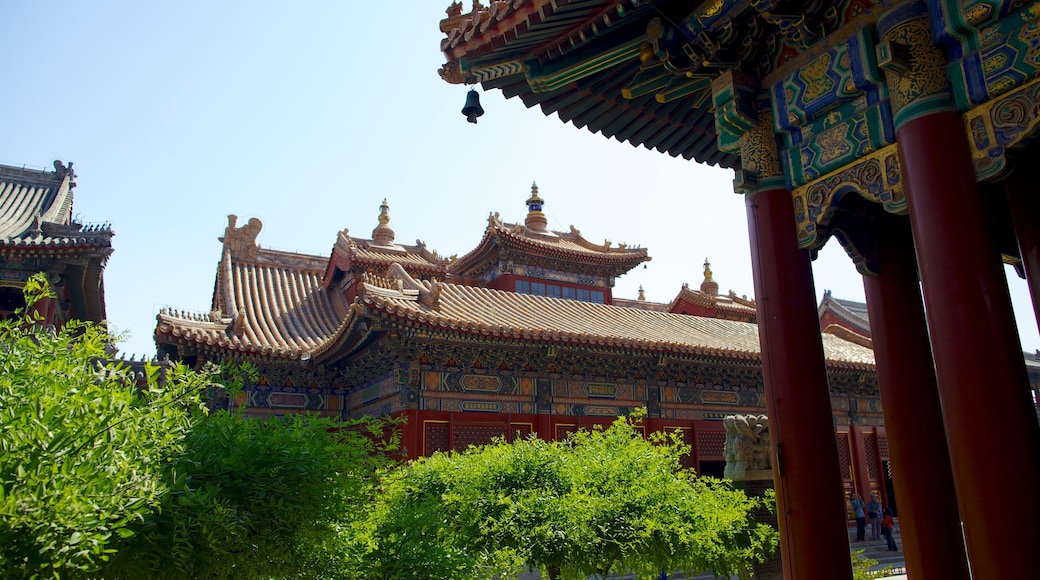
[524,181,548,232]
[372,198,395,245]
[638,285,646,301]
[700,257,718,296]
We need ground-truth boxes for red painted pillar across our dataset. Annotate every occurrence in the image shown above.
[898,110,1040,576]
[1005,170,1040,336]
[645,417,662,439]
[862,216,969,579]
[536,413,552,441]
[848,426,872,501]
[399,409,421,460]
[746,188,853,579]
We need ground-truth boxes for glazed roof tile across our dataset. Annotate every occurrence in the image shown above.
[324,277,874,369]
[160,215,873,370]
[0,162,113,252]
[157,245,349,361]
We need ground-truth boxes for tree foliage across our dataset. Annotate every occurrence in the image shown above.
[105,410,399,579]
[352,412,777,580]
[0,276,208,577]
[0,275,400,578]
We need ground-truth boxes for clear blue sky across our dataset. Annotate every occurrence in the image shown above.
[2,1,1037,359]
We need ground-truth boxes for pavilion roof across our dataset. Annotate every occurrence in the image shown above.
[324,199,450,282]
[328,231,449,278]
[436,0,738,167]
[449,185,650,279]
[669,284,757,321]
[0,161,113,255]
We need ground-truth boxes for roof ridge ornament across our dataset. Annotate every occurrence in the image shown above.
[701,257,719,296]
[218,214,261,261]
[524,182,547,232]
[372,199,396,246]
[385,263,441,309]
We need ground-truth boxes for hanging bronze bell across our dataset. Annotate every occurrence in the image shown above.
[461,88,484,123]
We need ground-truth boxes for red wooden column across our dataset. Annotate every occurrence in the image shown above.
[862,216,969,580]
[848,426,871,502]
[879,5,1040,573]
[747,187,852,579]
[899,111,1040,575]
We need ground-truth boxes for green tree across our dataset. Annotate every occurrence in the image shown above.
[0,275,209,577]
[352,412,777,580]
[0,275,401,578]
[105,411,400,579]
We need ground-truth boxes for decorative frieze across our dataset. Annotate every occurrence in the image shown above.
[964,75,1040,180]
[792,144,905,251]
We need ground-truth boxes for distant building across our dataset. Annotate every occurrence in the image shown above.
[0,161,113,324]
[156,186,885,489]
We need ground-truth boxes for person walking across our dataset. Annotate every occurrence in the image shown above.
[850,493,866,542]
[868,493,882,541]
[881,507,898,551]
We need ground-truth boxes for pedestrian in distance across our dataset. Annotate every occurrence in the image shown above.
[881,507,898,552]
[868,493,882,541]
[850,493,866,542]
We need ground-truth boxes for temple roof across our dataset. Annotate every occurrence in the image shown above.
[157,213,873,371]
[669,284,757,322]
[156,216,349,361]
[819,290,871,337]
[449,184,650,279]
[313,268,875,369]
[437,0,738,167]
[0,161,113,255]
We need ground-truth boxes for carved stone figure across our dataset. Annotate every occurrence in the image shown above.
[723,414,771,481]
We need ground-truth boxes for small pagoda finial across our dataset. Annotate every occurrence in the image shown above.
[372,198,395,245]
[700,257,719,296]
[525,182,548,232]
[638,285,646,301]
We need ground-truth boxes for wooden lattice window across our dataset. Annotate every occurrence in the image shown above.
[425,423,449,454]
[877,434,889,460]
[510,424,531,439]
[836,433,852,482]
[556,425,578,441]
[697,431,726,461]
[454,425,507,451]
[864,433,881,480]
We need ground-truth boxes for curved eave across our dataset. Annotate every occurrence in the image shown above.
[154,315,304,364]
[484,61,737,167]
[307,303,380,366]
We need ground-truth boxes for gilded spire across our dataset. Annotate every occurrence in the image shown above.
[638,285,646,301]
[700,257,719,296]
[524,182,547,232]
[372,199,395,245]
